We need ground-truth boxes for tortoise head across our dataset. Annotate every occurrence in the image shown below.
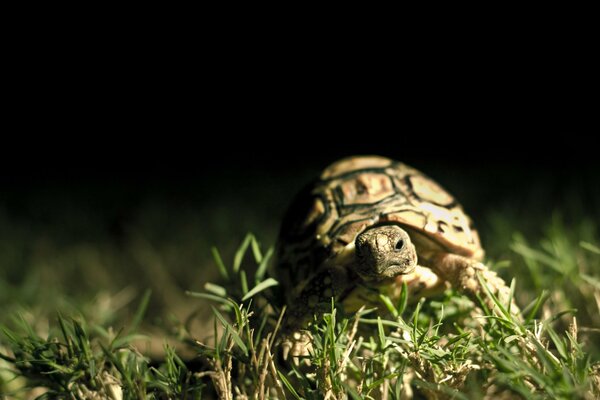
[354,225,417,280]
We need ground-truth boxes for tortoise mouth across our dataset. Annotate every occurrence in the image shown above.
[355,264,415,282]
[368,261,416,279]
[387,263,416,274]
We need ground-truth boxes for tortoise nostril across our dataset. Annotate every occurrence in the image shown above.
[395,239,404,251]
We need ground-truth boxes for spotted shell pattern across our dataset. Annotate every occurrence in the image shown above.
[277,156,483,291]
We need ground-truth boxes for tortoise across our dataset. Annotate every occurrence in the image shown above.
[275,156,518,346]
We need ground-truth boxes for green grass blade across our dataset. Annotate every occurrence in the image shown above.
[185,291,231,305]
[129,289,151,333]
[277,370,301,399]
[544,309,577,324]
[476,272,510,320]
[531,337,559,370]
[57,314,74,358]
[228,299,245,329]
[341,382,363,400]
[240,270,249,295]
[511,242,565,273]
[112,333,150,349]
[211,306,248,357]
[211,246,229,280]
[218,325,230,356]
[254,312,269,349]
[580,241,600,254]
[360,318,410,329]
[378,294,398,318]
[233,234,253,274]
[250,235,262,263]
[397,281,408,316]
[213,316,220,362]
[503,334,520,344]
[546,325,568,361]
[1,327,19,345]
[412,299,422,345]
[417,326,428,348]
[412,379,469,400]
[366,372,400,391]
[434,304,444,337]
[204,282,227,297]
[377,317,386,349]
[444,332,470,348]
[254,247,274,284]
[507,278,516,315]
[581,274,600,290]
[241,278,278,302]
[525,290,548,323]
[72,319,92,361]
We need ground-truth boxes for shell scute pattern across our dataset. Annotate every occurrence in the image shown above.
[277,156,481,283]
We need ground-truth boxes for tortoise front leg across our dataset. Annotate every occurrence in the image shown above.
[429,253,520,317]
[393,265,447,300]
[280,266,353,362]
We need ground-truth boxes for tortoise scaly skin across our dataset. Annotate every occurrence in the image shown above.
[275,156,518,354]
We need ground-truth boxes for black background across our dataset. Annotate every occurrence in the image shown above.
[1,66,598,236]
[2,126,598,232]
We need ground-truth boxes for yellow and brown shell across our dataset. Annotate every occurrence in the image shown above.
[276,155,483,290]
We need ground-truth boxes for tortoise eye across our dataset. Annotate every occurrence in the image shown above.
[395,239,404,250]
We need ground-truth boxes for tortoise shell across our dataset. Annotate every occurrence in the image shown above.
[276,155,483,292]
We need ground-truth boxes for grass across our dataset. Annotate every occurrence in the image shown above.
[1,218,600,399]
